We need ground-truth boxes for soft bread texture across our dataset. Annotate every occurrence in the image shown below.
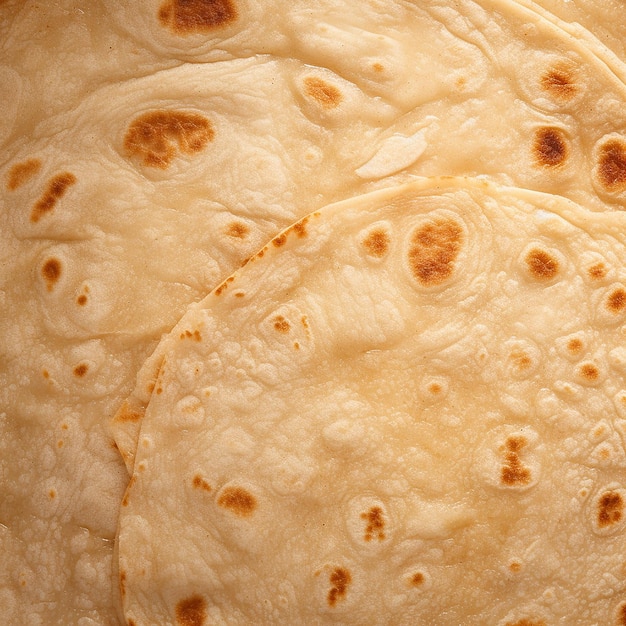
[118,178,626,625]
[1,0,626,624]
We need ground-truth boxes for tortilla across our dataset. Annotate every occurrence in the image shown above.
[2,0,626,624]
[117,177,626,625]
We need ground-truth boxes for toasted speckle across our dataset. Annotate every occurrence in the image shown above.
[73,363,88,378]
[361,506,385,542]
[567,338,583,354]
[501,436,532,487]
[525,248,559,280]
[596,138,626,193]
[41,258,62,291]
[533,127,568,168]
[588,262,608,280]
[362,228,390,258]
[304,76,343,108]
[175,594,207,626]
[124,110,214,169]
[226,221,249,239]
[273,316,290,333]
[158,0,237,34]
[31,172,76,223]
[192,475,212,492]
[7,158,41,190]
[577,362,599,382]
[540,62,577,103]
[408,218,463,287]
[607,288,626,314]
[327,567,351,607]
[598,490,624,528]
[217,486,256,517]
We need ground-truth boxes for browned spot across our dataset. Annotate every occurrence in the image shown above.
[372,63,384,72]
[505,621,547,626]
[363,228,390,257]
[217,486,256,517]
[501,436,532,487]
[327,567,351,607]
[41,258,62,291]
[226,221,249,239]
[158,0,237,34]
[578,362,599,382]
[180,329,202,341]
[617,601,626,625]
[192,475,212,492]
[510,349,532,372]
[408,219,463,287]
[509,561,522,572]
[533,127,568,168]
[61,423,68,430]
[361,506,385,542]
[588,262,608,280]
[175,594,207,626]
[119,570,126,599]
[409,572,425,587]
[57,440,63,448]
[113,400,144,424]
[234,292,245,298]
[567,338,583,354]
[294,341,300,350]
[124,110,214,169]
[7,158,41,191]
[304,76,343,108]
[607,288,626,313]
[292,217,309,238]
[428,383,442,394]
[31,172,76,223]
[48,489,56,499]
[76,294,88,306]
[525,248,559,280]
[598,490,624,528]
[42,369,49,379]
[597,139,626,193]
[540,63,578,103]
[73,363,88,378]
[273,315,290,333]
[127,620,137,626]
[272,234,287,247]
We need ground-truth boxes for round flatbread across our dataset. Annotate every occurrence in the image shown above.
[118,177,626,625]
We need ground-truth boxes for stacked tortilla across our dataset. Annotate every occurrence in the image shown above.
[1,0,625,624]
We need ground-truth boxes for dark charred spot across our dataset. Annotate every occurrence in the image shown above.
[362,228,390,258]
[607,288,626,313]
[304,76,343,108]
[175,594,208,626]
[588,262,608,280]
[616,601,626,625]
[533,127,568,168]
[327,567,351,607]
[31,172,77,223]
[540,63,577,103]
[598,490,624,528]
[361,506,385,542]
[217,486,256,517]
[273,315,290,333]
[41,258,62,291]
[73,363,88,378]
[408,218,463,287]
[158,0,237,34]
[567,338,583,354]
[226,221,249,239]
[124,110,214,169]
[501,436,532,487]
[7,158,41,191]
[192,475,212,492]
[596,139,626,193]
[525,248,559,280]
